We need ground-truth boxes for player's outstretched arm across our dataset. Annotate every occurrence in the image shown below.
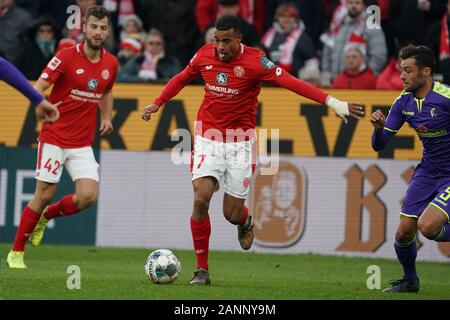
[271,69,364,123]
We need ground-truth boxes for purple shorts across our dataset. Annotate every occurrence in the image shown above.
[401,165,450,222]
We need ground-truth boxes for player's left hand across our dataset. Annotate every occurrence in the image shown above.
[35,99,61,124]
[99,118,114,136]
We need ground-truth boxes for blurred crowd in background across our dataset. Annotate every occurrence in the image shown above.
[0,0,449,88]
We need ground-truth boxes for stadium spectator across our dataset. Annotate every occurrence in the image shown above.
[13,15,61,80]
[427,0,450,84]
[117,29,182,83]
[332,46,377,89]
[135,0,199,66]
[117,37,142,66]
[262,3,316,77]
[56,38,77,52]
[195,0,266,36]
[119,14,146,42]
[0,0,33,61]
[390,0,447,46]
[264,0,325,51]
[376,46,404,90]
[321,0,387,84]
[214,0,261,47]
[36,0,74,30]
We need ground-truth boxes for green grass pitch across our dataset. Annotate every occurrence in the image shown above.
[1,244,449,300]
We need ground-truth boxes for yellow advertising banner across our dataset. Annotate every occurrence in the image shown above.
[0,82,422,159]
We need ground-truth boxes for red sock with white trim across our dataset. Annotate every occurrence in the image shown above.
[190,215,211,270]
[44,194,80,220]
[239,206,249,226]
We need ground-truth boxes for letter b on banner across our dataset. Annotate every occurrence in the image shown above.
[337,164,387,252]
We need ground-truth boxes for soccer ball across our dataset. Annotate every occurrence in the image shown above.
[144,249,181,284]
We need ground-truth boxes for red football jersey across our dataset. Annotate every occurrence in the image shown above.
[38,42,118,148]
[154,43,328,139]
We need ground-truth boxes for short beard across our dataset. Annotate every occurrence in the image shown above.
[348,10,362,19]
[86,38,103,51]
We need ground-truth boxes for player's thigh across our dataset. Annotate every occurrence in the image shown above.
[192,177,218,203]
[400,169,437,220]
[223,140,254,199]
[191,135,224,191]
[35,142,65,183]
[418,182,450,232]
[64,147,99,182]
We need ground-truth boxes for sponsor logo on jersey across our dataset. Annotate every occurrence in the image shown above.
[275,67,282,76]
[87,79,98,90]
[431,108,437,118]
[250,162,307,248]
[243,177,251,188]
[402,110,415,116]
[41,73,49,79]
[76,69,85,75]
[102,69,110,80]
[216,72,228,85]
[48,57,61,71]
[205,65,213,70]
[260,56,275,69]
[416,125,428,133]
[234,66,245,77]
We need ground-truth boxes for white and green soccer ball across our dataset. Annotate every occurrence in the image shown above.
[144,249,181,284]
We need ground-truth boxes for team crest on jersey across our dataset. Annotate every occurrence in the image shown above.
[260,56,275,69]
[416,125,428,133]
[87,79,98,90]
[234,66,245,77]
[216,72,228,85]
[431,108,437,118]
[102,69,110,80]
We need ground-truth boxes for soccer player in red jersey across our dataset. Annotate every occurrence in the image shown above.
[7,6,119,268]
[142,15,364,284]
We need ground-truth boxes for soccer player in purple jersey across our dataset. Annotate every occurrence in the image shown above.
[0,57,60,124]
[371,45,450,293]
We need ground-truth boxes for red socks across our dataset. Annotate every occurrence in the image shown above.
[240,206,249,225]
[44,194,80,220]
[190,215,211,271]
[12,206,40,251]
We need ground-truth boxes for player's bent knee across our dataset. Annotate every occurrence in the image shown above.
[395,230,416,244]
[418,220,441,240]
[75,191,97,209]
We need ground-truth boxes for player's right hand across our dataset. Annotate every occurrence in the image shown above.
[141,103,161,121]
[370,109,386,131]
[35,99,61,124]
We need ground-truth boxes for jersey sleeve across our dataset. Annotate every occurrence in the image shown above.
[39,52,66,84]
[384,95,406,133]
[371,95,406,151]
[153,51,201,106]
[251,55,328,105]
